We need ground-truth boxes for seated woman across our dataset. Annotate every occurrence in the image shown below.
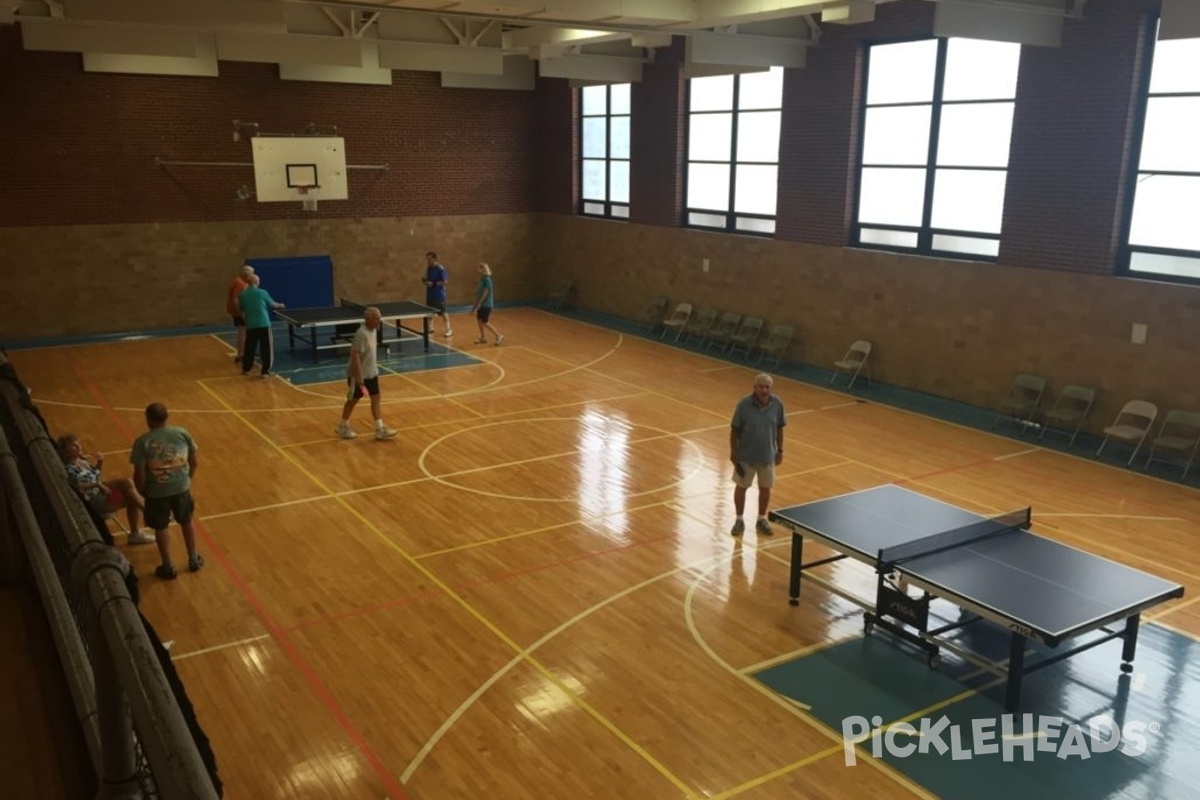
[57,433,152,544]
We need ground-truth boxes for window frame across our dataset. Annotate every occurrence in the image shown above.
[1116,16,1200,286]
[578,83,631,220]
[852,37,1017,261]
[683,68,782,236]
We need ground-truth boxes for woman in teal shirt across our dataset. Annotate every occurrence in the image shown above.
[470,262,505,345]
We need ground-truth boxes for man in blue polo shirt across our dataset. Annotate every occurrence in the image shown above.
[422,250,453,337]
[729,373,787,536]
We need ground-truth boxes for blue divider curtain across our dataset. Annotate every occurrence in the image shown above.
[244,255,334,311]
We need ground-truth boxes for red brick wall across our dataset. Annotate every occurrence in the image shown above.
[531,76,575,214]
[630,38,685,227]
[0,25,540,226]
[1000,0,1158,273]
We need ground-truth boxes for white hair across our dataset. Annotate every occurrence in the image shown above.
[753,373,774,387]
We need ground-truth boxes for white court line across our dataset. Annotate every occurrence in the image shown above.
[172,634,271,661]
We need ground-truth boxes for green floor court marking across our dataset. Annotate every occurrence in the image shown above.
[754,623,1200,799]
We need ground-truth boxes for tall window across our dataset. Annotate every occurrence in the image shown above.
[1123,30,1200,281]
[855,38,1020,259]
[685,66,783,235]
[580,83,630,219]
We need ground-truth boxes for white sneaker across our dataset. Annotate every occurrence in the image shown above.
[495,335,505,346]
[127,529,155,545]
[375,427,398,440]
[335,423,357,439]
[443,328,454,337]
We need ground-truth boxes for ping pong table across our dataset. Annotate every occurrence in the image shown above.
[768,484,1184,710]
[275,299,437,362]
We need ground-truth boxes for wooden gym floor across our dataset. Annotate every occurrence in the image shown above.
[9,307,1200,799]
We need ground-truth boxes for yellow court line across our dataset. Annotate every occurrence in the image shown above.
[674,538,939,800]
[415,497,677,559]
[172,634,272,662]
[740,633,863,675]
[681,556,810,710]
[194,378,699,799]
[709,744,842,800]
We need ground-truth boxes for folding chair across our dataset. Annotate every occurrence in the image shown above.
[1144,409,1200,479]
[660,303,692,342]
[756,324,793,368]
[548,277,573,311]
[727,317,763,360]
[1037,385,1095,448]
[1096,399,1158,465]
[704,312,741,353]
[636,296,668,334]
[830,340,872,388]
[991,374,1047,433]
[682,307,719,346]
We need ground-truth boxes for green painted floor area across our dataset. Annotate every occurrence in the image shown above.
[755,620,1200,799]
[221,326,482,385]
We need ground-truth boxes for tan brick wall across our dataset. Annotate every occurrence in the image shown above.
[0,214,545,339]
[540,215,1200,433]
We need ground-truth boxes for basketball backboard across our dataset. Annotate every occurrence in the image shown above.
[252,136,348,202]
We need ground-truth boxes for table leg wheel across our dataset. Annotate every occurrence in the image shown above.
[928,653,940,670]
[863,617,874,635]
[788,598,799,607]
[1120,662,1133,673]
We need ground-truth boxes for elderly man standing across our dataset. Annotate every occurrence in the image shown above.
[237,274,285,378]
[335,306,398,441]
[729,373,787,536]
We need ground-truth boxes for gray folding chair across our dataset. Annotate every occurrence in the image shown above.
[991,374,1047,433]
[704,312,741,353]
[1144,409,1200,479]
[660,302,692,342]
[1038,385,1095,448]
[683,307,719,346]
[636,296,668,334]
[830,340,872,388]
[757,324,793,368]
[1096,399,1158,465]
[727,317,763,359]
[548,277,573,311]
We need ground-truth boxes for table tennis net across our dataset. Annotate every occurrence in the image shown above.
[877,507,1031,568]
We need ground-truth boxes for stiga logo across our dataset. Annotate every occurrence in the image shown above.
[841,714,1158,766]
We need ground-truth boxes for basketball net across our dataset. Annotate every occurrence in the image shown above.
[298,185,318,212]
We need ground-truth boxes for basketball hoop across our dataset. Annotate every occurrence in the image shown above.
[297,184,318,212]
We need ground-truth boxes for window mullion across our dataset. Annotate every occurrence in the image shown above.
[922,39,950,252]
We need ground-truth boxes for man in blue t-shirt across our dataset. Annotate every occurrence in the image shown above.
[237,274,285,377]
[421,250,453,338]
[729,373,787,536]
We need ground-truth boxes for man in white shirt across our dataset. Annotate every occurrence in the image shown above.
[335,306,398,441]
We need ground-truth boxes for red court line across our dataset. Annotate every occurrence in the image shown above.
[72,363,409,800]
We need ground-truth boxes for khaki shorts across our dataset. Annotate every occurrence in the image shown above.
[733,462,775,489]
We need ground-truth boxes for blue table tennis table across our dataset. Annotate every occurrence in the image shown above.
[275,298,437,362]
[768,484,1184,710]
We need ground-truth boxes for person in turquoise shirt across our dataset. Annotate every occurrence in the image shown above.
[470,262,504,346]
[237,274,285,377]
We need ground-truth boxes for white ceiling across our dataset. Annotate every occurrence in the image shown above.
[4,0,1081,87]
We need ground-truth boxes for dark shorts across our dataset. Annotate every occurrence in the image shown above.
[347,376,381,399]
[145,490,195,530]
[427,299,447,315]
[231,314,246,328]
[477,306,493,323]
